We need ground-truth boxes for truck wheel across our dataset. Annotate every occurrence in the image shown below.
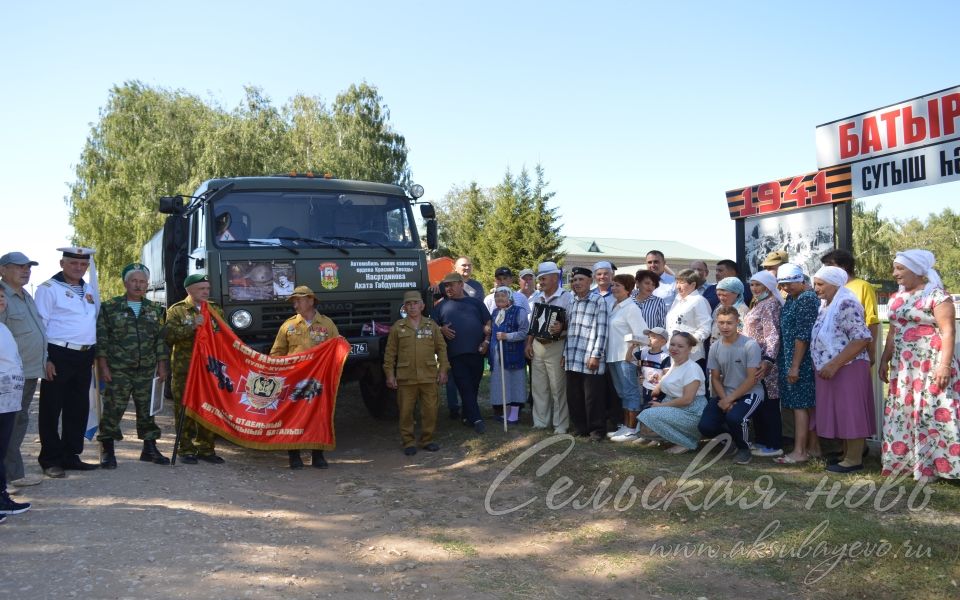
[358,364,398,420]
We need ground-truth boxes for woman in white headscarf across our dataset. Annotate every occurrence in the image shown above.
[879,250,960,481]
[810,266,874,473]
[743,271,785,458]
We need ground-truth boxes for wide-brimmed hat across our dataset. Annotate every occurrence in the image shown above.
[289,285,317,300]
[761,250,789,268]
[441,272,464,284]
[537,261,561,278]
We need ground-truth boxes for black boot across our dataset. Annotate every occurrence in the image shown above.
[288,450,304,470]
[100,440,117,469]
[311,450,328,469]
[141,440,171,465]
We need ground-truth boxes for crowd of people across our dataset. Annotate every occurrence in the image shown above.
[415,250,959,483]
[1,244,958,525]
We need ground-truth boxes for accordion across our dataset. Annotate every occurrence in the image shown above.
[528,302,566,341]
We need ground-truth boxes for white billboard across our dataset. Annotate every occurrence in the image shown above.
[816,85,960,168]
[852,138,960,199]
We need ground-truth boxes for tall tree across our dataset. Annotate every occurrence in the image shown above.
[68,80,410,297]
[851,201,896,283]
[436,165,564,289]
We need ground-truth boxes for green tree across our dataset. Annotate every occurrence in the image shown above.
[851,201,896,283]
[436,165,564,289]
[68,80,410,297]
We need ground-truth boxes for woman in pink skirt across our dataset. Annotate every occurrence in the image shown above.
[810,266,874,473]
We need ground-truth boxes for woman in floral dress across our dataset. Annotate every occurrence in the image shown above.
[879,250,960,481]
[775,264,820,464]
[810,266,874,473]
[743,271,784,458]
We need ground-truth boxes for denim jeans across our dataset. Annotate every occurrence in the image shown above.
[607,361,642,412]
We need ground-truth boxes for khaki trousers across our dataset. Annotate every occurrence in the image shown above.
[398,382,439,448]
[531,339,568,432]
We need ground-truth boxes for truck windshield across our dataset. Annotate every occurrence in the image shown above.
[212,191,417,248]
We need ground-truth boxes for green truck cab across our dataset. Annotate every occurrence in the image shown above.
[140,174,437,418]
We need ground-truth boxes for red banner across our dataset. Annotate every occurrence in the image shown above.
[183,303,350,450]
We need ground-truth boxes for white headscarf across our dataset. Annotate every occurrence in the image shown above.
[750,271,784,306]
[894,249,943,295]
[811,266,858,359]
[776,263,804,283]
[493,286,514,325]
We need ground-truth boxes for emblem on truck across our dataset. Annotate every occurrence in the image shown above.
[319,262,339,290]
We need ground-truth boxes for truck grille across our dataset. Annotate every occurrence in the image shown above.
[261,300,394,335]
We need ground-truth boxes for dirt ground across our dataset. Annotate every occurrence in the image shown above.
[4,383,807,600]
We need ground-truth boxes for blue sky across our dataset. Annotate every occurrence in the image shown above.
[2,1,957,283]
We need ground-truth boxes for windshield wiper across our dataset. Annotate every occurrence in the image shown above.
[218,239,299,255]
[322,235,396,255]
[275,237,350,255]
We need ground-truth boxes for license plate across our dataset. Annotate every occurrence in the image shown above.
[350,342,369,356]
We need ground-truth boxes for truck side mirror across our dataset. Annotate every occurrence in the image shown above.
[159,195,185,215]
[419,203,436,220]
[425,219,438,250]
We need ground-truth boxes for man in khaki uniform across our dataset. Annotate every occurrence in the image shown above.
[270,285,338,469]
[383,291,449,456]
[164,274,225,465]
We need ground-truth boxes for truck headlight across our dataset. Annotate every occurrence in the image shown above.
[230,309,253,329]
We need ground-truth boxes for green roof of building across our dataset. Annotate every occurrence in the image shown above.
[562,237,724,261]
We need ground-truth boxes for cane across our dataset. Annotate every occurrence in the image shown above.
[171,402,187,466]
[499,337,508,432]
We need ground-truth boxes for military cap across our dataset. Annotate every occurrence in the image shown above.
[122,263,150,281]
[183,273,209,288]
[402,290,423,303]
[57,246,95,260]
[570,266,593,278]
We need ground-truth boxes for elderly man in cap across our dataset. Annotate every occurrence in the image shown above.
[34,247,100,477]
[96,263,170,468]
[434,271,491,433]
[589,261,617,312]
[384,291,449,455]
[270,285,338,469]
[0,252,46,487]
[524,261,574,433]
[483,267,530,317]
[565,266,609,440]
[517,268,537,312]
[164,274,225,465]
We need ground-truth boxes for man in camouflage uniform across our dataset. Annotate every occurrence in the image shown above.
[97,264,170,468]
[384,291,449,456]
[164,274,225,465]
[270,285,338,470]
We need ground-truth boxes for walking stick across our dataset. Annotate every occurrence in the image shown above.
[171,402,187,466]
[499,337,508,432]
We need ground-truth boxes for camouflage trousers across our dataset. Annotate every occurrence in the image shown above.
[97,366,161,442]
[171,369,216,456]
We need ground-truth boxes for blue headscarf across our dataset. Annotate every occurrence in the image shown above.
[716,277,745,308]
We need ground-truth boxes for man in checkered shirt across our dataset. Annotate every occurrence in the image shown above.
[563,266,609,441]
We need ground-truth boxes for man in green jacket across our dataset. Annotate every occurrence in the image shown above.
[97,264,170,468]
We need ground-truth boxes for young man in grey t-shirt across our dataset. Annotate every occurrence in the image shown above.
[698,306,764,464]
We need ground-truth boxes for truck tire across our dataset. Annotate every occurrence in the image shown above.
[358,363,398,420]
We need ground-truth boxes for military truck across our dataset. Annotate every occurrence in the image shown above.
[141,174,438,418]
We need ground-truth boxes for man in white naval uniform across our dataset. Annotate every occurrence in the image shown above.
[35,247,100,477]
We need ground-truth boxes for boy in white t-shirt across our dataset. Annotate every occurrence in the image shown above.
[634,327,671,411]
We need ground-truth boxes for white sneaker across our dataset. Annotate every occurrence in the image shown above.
[606,425,629,439]
[750,445,784,458]
[611,430,639,442]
